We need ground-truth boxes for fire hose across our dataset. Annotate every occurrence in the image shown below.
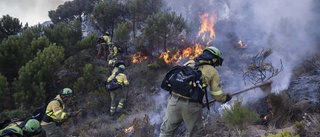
[202,81,273,108]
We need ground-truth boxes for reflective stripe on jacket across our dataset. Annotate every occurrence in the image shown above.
[107,73,129,85]
[41,95,67,125]
[184,60,226,102]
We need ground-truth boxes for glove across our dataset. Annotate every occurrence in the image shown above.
[223,94,232,103]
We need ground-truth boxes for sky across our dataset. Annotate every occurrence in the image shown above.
[0,0,71,26]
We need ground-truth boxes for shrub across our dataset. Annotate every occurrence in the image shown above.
[262,130,299,137]
[222,99,259,129]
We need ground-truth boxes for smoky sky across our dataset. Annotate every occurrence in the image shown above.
[165,0,319,91]
[0,0,71,26]
[149,0,320,130]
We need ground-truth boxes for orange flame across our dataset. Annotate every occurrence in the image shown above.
[132,12,216,65]
[124,126,134,133]
[197,12,216,41]
[131,52,147,63]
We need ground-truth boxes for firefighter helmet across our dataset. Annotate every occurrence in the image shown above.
[118,65,125,70]
[202,46,224,66]
[60,88,73,97]
[23,119,40,133]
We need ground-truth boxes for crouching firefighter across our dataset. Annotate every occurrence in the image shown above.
[41,88,81,137]
[0,118,41,137]
[159,46,232,137]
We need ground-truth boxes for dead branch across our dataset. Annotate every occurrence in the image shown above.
[242,48,283,85]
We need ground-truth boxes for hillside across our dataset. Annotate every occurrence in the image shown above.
[1,0,320,137]
[56,48,320,137]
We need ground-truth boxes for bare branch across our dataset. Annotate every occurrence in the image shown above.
[242,48,283,85]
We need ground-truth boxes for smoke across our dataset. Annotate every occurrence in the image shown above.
[152,0,320,134]
[164,0,319,92]
[0,0,71,26]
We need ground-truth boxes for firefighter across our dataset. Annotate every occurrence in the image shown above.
[159,46,232,137]
[107,42,118,62]
[108,59,125,74]
[41,88,81,137]
[0,126,23,137]
[107,65,129,116]
[0,119,41,137]
[96,31,111,59]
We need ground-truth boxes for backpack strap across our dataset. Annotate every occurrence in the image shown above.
[53,98,63,108]
[45,98,62,115]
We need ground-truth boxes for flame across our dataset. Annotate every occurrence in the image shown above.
[158,44,204,64]
[131,52,147,63]
[197,12,216,41]
[181,44,203,60]
[132,12,216,65]
[124,126,134,133]
[238,40,247,48]
[159,50,181,64]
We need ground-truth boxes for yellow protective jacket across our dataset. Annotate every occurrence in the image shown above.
[101,35,110,44]
[0,125,23,137]
[107,72,129,86]
[41,95,67,125]
[109,45,118,56]
[184,60,227,103]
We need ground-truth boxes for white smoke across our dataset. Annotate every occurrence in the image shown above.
[0,0,71,26]
[163,0,319,93]
[152,1,320,134]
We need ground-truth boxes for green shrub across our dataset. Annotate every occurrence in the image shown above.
[0,106,29,121]
[262,130,299,137]
[222,99,259,129]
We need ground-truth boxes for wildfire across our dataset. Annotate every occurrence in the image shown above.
[159,50,181,64]
[158,44,204,64]
[124,126,134,133]
[131,52,147,63]
[131,11,216,64]
[197,12,216,41]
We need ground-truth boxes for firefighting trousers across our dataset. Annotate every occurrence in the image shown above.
[110,89,126,113]
[42,122,62,137]
[160,94,204,137]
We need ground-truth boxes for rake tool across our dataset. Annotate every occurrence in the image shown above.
[202,81,273,108]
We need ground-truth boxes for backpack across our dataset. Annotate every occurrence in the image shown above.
[31,98,62,122]
[161,65,205,103]
[96,37,106,44]
[105,73,123,91]
[114,45,123,54]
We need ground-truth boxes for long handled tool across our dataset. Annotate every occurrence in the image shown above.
[202,81,273,108]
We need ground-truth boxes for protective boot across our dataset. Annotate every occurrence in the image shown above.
[110,106,116,116]
[116,102,124,113]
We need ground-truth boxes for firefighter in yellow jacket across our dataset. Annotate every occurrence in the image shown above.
[107,65,129,116]
[41,88,79,137]
[0,126,23,137]
[97,31,111,59]
[159,46,232,137]
[108,59,125,74]
[107,42,118,62]
[0,119,41,137]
